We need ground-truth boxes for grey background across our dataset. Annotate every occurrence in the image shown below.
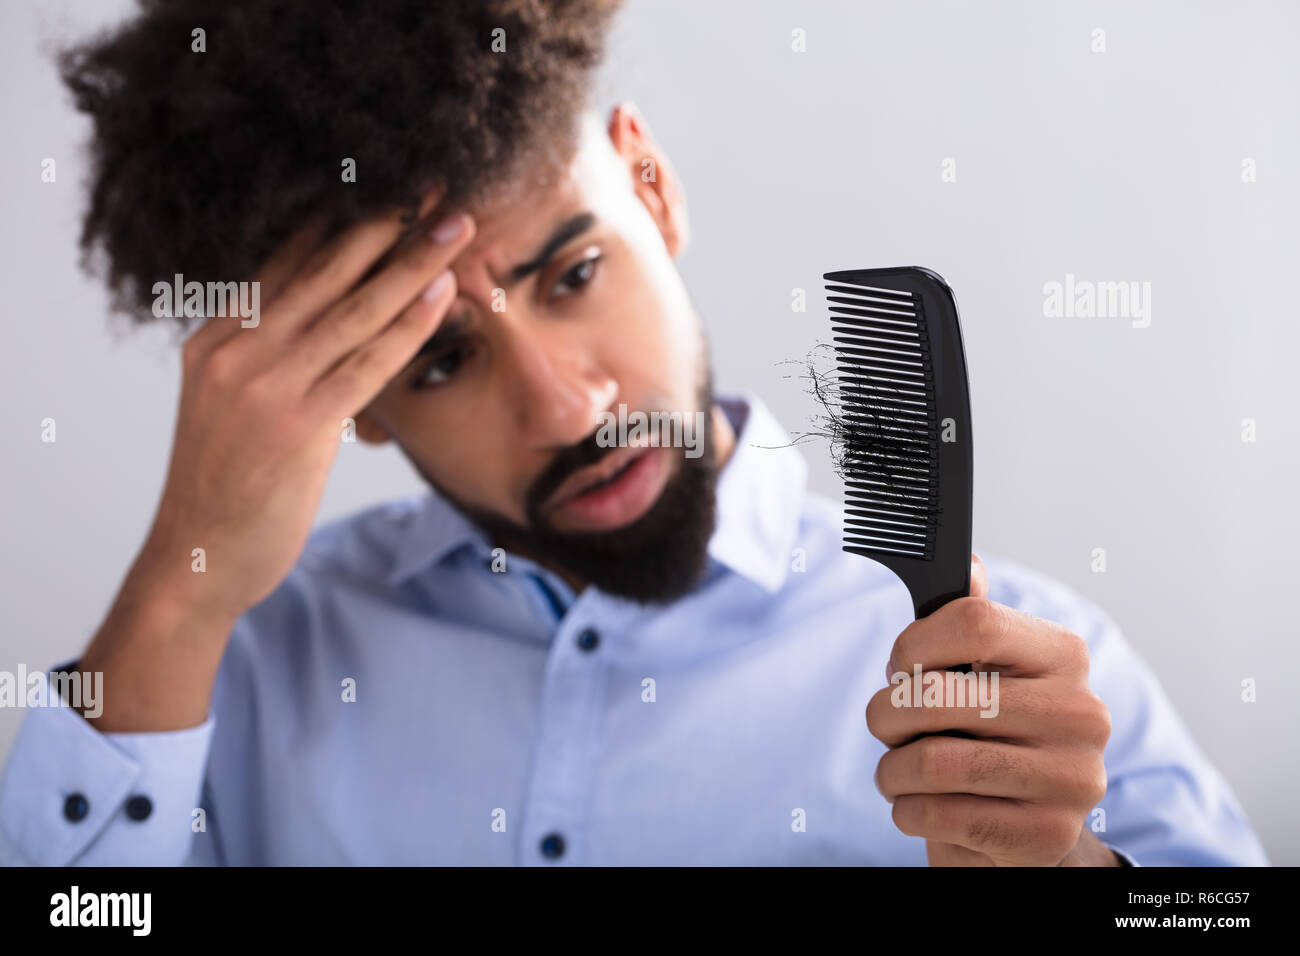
[2,0,1296,863]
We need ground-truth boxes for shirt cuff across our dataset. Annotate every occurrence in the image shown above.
[0,659,215,866]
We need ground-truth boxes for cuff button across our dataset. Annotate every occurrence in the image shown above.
[125,795,153,821]
[63,793,89,823]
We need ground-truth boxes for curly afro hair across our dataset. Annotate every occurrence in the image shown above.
[58,0,623,324]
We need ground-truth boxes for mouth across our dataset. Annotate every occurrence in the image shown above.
[544,445,670,532]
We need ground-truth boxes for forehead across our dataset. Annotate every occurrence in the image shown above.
[460,116,626,261]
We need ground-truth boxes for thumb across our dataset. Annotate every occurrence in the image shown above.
[969,553,988,600]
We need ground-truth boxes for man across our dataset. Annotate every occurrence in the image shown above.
[0,0,1267,865]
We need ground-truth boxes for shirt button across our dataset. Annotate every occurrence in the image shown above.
[575,628,600,652]
[125,795,153,821]
[539,832,566,859]
[63,793,89,823]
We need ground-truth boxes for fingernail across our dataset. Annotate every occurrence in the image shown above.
[430,215,466,243]
[421,271,453,302]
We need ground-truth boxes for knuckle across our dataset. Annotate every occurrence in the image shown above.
[865,686,892,730]
[891,795,925,836]
[334,292,369,329]
[299,246,338,283]
[963,814,1007,851]
[1057,751,1108,811]
[873,751,894,797]
[330,369,363,396]
[336,352,383,395]
[958,599,1003,658]
[270,278,312,317]
[915,737,951,789]
[1087,763,1109,806]
[890,624,918,672]
[1081,692,1112,747]
[239,373,280,407]
[956,597,986,634]
[203,349,242,389]
[968,744,1015,786]
[1063,754,1107,806]
[1047,817,1083,861]
[348,344,383,378]
[180,333,205,368]
[1062,630,1091,673]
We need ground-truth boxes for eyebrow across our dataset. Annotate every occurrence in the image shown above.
[406,211,597,367]
[506,211,596,286]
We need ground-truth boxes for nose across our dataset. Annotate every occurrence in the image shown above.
[501,326,619,450]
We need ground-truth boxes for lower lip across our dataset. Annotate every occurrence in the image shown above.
[551,448,668,531]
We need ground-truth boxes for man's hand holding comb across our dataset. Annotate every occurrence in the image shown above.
[866,554,1121,866]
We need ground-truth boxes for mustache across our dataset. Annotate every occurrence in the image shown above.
[524,427,616,520]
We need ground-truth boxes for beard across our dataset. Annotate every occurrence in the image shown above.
[412,373,723,606]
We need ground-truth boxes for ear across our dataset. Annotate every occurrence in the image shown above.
[607,102,689,258]
[353,408,390,445]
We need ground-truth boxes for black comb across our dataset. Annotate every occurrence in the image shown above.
[824,266,973,620]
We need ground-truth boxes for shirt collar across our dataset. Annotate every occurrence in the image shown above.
[387,391,809,594]
[706,391,808,593]
[387,489,488,586]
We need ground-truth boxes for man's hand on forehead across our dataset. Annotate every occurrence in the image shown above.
[154,187,477,621]
[344,185,462,294]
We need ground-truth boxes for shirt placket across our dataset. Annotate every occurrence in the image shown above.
[515,592,638,866]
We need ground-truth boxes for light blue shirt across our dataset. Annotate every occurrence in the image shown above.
[0,394,1268,865]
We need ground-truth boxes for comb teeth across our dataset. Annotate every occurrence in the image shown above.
[829,279,938,561]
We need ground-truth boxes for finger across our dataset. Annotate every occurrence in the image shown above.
[305,267,458,418]
[254,187,447,344]
[287,214,474,386]
[177,296,257,362]
[970,553,987,600]
[256,209,335,305]
[927,842,995,866]
[868,673,1030,746]
[181,211,333,360]
[888,598,1090,679]
[874,735,1077,803]
[868,673,1111,748]
[891,793,1076,865]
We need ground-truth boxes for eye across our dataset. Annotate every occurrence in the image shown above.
[411,343,472,390]
[549,251,601,299]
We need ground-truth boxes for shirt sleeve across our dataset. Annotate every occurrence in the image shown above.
[0,659,215,866]
[987,557,1269,867]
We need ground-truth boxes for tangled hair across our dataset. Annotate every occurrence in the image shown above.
[58,0,623,324]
